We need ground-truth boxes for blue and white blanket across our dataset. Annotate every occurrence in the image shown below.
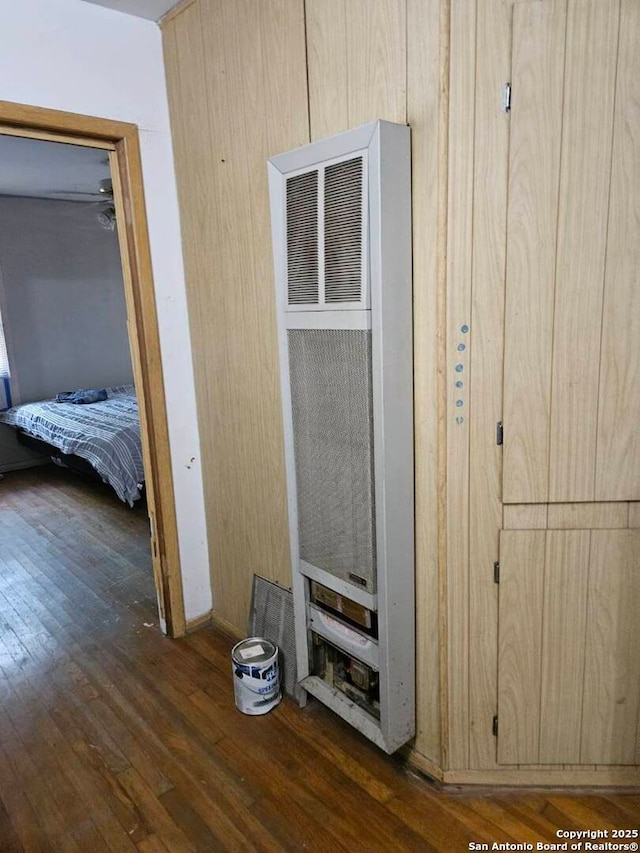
[0,385,144,505]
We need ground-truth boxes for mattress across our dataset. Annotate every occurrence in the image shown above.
[0,385,144,504]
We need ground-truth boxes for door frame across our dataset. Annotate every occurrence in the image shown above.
[0,99,186,637]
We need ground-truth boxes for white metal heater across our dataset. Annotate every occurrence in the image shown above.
[268,120,414,753]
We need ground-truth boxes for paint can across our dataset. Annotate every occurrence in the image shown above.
[231,637,281,715]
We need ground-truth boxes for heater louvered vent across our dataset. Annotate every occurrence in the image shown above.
[325,157,363,303]
[286,170,319,305]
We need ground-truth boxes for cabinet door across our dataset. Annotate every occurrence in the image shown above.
[498,529,640,765]
[502,0,640,503]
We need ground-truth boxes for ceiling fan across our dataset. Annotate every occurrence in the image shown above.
[46,178,117,230]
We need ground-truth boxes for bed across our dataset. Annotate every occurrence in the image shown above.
[0,385,145,505]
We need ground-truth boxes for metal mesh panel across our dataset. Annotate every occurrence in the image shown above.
[249,575,301,701]
[288,329,376,593]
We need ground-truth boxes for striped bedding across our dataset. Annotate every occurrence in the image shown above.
[0,385,144,505]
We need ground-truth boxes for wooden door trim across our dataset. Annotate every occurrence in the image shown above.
[0,99,186,638]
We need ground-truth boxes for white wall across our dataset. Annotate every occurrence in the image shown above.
[0,0,210,621]
[0,197,134,405]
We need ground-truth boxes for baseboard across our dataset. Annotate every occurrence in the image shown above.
[185,609,246,640]
[405,749,445,783]
[210,611,244,641]
[185,610,213,634]
[440,767,640,787]
[406,748,640,788]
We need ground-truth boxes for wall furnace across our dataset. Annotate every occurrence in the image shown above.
[268,120,414,753]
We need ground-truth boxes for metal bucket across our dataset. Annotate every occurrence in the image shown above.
[231,637,281,715]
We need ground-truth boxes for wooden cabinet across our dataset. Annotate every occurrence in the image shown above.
[443,0,640,785]
[499,530,640,766]
[503,0,640,504]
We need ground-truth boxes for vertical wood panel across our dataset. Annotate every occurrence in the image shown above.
[306,0,348,140]
[446,0,476,770]
[306,0,407,143]
[498,531,545,765]
[581,531,640,764]
[468,0,511,770]
[502,1,567,503]
[162,4,216,631]
[595,0,640,501]
[503,504,548,531]
[548,0,620,502]
[539,531,590,764]
[407,0,442,764]
[345,0,407,128]
[164,0,309,632]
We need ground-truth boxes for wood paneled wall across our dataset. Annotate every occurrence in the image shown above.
[444,0,640,783]
[162,0,640,784]
[163,0,443,765]
[162,0,308,634]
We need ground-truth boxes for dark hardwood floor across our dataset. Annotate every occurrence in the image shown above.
[0,466,637,851]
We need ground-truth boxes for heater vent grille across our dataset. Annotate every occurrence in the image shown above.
[324,157,363,303]
[288,328,376,593]
[249,576,301,701]
[286,170,319,305]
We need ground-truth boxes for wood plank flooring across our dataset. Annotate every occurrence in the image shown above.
[0,467,637,851]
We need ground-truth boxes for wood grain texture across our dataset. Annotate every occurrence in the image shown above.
[407,0,442,765]
[109,141,186,638]
[0,100,134,143]
[581,530,640,764]
[502,0,567,503]
[0,467,636,848]
[435,0,451,777]
[547,502,628,530]
[629,504,640,528]
[306,0,407,142]
[498,531,545,765]
[539,531,590,764]
[468,0,511,771]
[548,0,620,502]
[0,124,115,149]
[306,0,349,139]
[503,504,548,530]
[162,0,640,780]
[163,0,309,632]
[595,0,640,501]
[444,0,477,772]
[345,0,407,128]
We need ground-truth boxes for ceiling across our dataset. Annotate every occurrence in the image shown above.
[0,134,111,203]
[78,0,180,22]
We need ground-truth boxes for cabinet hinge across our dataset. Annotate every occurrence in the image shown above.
[494,561,500,584]
[503,83,511,113]
[493,715,499,737]
[496,421,503,446]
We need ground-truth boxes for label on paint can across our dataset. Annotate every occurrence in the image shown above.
[231,637,281,716]
[238,643,265,660]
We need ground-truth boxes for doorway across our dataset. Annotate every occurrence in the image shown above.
[0,99,185,637]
